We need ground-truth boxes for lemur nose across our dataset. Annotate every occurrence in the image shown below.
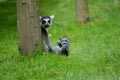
[45,24,49,28]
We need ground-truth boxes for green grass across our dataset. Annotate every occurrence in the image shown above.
[0,0,120,80]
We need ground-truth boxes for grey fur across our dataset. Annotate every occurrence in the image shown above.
[40,15,70,56]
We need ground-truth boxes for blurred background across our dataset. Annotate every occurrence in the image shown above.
[0,0,120,80]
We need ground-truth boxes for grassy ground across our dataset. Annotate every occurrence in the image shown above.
[0,0,120,80]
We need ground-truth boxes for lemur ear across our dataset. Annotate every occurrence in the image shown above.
[39,16,42,19]
[50,15,54,20]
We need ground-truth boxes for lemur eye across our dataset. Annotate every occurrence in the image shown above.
[42,20,46,24]
[48,20,51,23]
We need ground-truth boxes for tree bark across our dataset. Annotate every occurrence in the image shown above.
[75,0,89,23]
[16,0,43,55]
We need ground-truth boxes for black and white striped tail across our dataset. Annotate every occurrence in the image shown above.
[57,36,70,56]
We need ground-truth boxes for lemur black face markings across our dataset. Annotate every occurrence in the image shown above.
[40,15,54,29]
[40,15,70,56]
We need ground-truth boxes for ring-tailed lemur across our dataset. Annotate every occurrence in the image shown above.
[40,15,70,56]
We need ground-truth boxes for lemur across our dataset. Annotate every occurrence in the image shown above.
[40,15,70,56]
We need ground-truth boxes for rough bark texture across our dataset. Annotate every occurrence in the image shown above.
[75,0,89,23]
[16,0,43,55]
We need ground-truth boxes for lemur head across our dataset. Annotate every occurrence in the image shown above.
[40,15,54,29]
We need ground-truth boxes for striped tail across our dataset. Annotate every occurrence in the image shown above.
[57,36,70,56]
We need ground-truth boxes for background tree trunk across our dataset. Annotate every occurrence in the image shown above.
[75,0,89,23]
[16,0,43,55]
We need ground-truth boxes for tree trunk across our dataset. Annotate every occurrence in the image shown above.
[16,0,43,55]
[75,0,89,23]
